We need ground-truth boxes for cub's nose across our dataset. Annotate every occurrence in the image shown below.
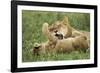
[55,33,63,40]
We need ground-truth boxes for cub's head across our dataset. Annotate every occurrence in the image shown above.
[49,16,71,39]
[48,21,63,40]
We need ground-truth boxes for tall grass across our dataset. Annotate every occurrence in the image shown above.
[22,10,90,62]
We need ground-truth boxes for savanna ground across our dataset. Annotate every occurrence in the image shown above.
[22,10,90,62]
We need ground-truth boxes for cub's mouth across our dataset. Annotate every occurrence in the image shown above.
[54,31,63,40]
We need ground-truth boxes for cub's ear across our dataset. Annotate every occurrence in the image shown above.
[62,16,69,25]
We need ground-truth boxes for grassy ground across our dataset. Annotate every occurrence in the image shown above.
[22,10,90,62]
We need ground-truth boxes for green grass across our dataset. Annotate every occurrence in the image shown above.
[22,10,90,62]
[23,51,90,62]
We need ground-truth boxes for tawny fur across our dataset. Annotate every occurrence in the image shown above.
[33,16,90,54]
[42,23,58,43]
[33,41,56,55]
[49,16,72,38]
[33,23,57,55]
[42,21,89,53]
[53,35,89,53]
[48,16,90,47]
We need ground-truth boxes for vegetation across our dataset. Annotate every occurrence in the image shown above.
[22,10,90,62]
